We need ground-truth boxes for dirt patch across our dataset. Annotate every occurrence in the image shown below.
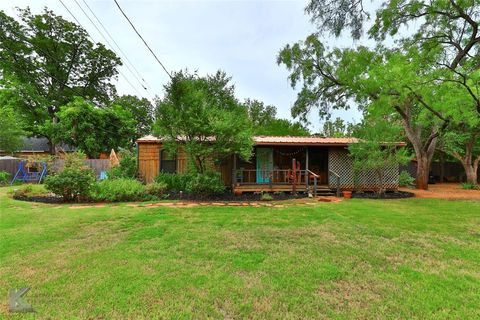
[400,183,480,200]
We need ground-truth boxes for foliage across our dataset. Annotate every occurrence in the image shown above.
[319,117,358,137]
[185,171,225,196]
[0,8,121,146]
[44,151,95,202]
[108,149,138,179]
[52,97,136,158]
[461,183,478,190]
[278,0,480,189]
[0,171,10,185]
[398,171,415,188]
[155,70,253,173]
[11,184,49,198]
[89,178,146,202]
[0,106,25,154]
[154,172,191,192]
[243,99,310,136]
[260,192,273,201]
[112,95,154,140]
[144,182,168,198]
[348,119,411,196]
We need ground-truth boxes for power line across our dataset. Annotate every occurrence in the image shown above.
[113,0,172,79]
[72,0,154,98]
[58,0,150,100]
[80,0,153,92]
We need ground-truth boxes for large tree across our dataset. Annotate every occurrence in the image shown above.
[155,70,253,174]
[112,95,154,140]
[0,8,121,152]
[0,106,25,155]
[52,97,135,158]
[278,0,480,189]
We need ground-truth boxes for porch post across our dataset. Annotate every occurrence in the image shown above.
[305,147,309,188]
[232,153,237,188]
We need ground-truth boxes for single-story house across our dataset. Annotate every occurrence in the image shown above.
[0,137,76,157]
[137,135,405,194]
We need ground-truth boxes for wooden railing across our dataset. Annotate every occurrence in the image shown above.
[329,169,341,197]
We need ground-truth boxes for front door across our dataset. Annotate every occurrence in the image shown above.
[256,148,273,183]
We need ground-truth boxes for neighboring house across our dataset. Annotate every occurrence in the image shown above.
[137,135,405,194]
[0,137,76,157]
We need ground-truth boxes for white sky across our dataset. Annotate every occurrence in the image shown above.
[1,0,363,132]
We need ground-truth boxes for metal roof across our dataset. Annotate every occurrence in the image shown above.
[136,135,362,146]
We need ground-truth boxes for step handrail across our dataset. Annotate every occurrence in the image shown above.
[306,169,319,197]
[329,170,341,197]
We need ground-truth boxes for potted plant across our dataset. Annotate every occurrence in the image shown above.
[343,190,352,199]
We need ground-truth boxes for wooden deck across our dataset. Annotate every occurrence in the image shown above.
[232,183,332,193]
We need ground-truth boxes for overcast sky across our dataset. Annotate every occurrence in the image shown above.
[1,0,362,132]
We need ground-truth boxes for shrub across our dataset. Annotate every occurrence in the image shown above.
[399,171,415,187]
[44,151,95,202]
[461,182,478,190]
[108,150,138,179]
[260,193,273,201]
[0,171,9,185]
[90,178,146,202]
[45,168,95,202]
[155,172,191,192]
[145,182,168,198]
[185,171,225,196]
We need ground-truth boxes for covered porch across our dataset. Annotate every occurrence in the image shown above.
[232,145,338,195]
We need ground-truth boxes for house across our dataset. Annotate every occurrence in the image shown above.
[137,135,405,194]
[0,137,76,157]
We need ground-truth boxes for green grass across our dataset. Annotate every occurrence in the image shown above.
[1,187,479,319]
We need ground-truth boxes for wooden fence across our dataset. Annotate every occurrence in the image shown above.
[0,159,111,181]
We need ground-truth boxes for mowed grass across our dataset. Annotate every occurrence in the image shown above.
[1,187,479,319]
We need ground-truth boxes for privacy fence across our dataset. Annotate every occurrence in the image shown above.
[0,159,111,180]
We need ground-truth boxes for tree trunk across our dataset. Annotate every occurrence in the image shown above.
[460,158,478,186]
[416,156,430,189]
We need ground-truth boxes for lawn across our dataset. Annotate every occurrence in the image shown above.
[1,187,479,319]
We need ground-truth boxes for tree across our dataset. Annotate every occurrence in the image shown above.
[52,97,135,158]
[112,95,154,140]
[349,118,411,196]
[319,117,357,137]
[0,106,25,154]
[278,0,480,189]
[0,8,121,152]
[155,70,253,174]
[243,99,310,136]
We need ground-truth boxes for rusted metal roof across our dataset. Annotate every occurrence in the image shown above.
[252,136,359,146]
[136,135,365,146]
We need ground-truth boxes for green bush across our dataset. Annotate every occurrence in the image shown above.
[44,152,95,202]
[11,184,49,198]
[154,172,191,192]
[145,182,168,198]
[260,193,273,201]
[399,171,415,187]
[461,182,478,190]
[90,178,146,202]
[45,167,95,202]
[0,171,9,185]
[108,150,138,179]
[186,172,225,196]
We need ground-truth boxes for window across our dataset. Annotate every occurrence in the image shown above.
[160,149,176,173]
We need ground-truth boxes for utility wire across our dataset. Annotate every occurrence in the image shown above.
[58,0,150,100]
[113,0,172,79]
[80,0,153,92]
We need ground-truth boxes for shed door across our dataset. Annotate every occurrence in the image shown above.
[256,148,273,183]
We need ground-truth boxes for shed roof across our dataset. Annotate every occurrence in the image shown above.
[137,135,363,146]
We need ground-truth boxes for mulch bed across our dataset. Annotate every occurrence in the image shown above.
[13,192,308,204]
[351,191,415,199]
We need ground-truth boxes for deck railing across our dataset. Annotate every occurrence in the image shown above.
[329,169,341,197]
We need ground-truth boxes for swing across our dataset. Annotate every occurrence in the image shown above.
[11,160,47,185]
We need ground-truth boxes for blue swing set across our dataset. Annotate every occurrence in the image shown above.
[11,161,47,185]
